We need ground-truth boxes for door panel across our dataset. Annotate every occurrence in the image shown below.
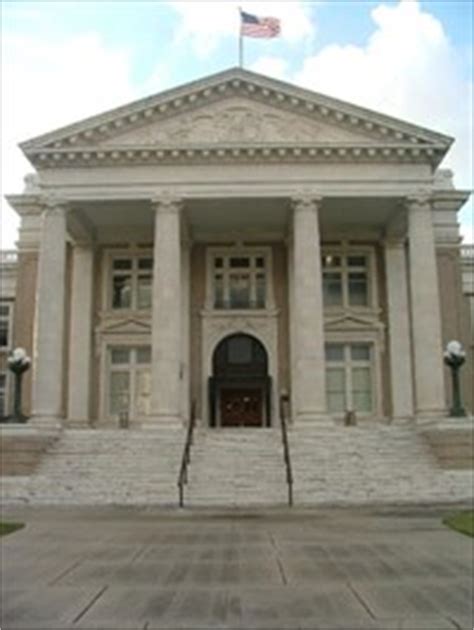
[220,388,263,427]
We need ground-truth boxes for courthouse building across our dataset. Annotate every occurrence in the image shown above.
[1,69,472,506]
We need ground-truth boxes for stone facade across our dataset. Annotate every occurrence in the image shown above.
[1,68,472,506]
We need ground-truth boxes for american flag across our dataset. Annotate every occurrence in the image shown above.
[240,10,281,39]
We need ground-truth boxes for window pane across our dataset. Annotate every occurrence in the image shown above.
[136,347,151,364]
[0,374,6,417]
[323,272,343,306]
[214,274,224,308]
[0,321,8,347]
[0,304,10,316]
[351,344,370,361]
[138,258,153,270]
[228,336,253,364]
[229,273,251,308]
[256,273,266,308]
[326,367,345,390]
[109,372,130,415]
[348,272,368,306]
[230,257,250,268]
[322,255,341,268]
[328,392,346,413]
[352,366,371,389]
[347,255,367,268]
[256,257,265,268]
[352,367,372,413]
[112,275,132,308]
[214,257,223,268]
[113,259,132,270]
[137,275,152,309]
[325,344,344,362]
[135,369,151,415]
[111,348,130,365]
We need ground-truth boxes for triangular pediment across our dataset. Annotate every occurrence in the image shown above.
[99,318,151,335]
[96,96,374,147]
[21,68,452,158]
[324,313,384,331]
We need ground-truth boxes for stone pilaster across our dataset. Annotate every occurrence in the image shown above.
[149,196,183,424]
[384,239,414,421]
[180,231,191,421]
[407,195,446,418]
[291,195,327,422]
[31,199,68,428]
[67,244,94,425]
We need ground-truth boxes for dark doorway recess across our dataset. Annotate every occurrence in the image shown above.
[209,334,271,428]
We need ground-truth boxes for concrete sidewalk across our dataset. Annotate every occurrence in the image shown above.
[0,505,472,629]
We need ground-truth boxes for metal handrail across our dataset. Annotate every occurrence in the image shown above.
[279,394,294,507]
[178,400,197,508]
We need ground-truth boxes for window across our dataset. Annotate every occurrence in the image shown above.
[0,373,6,418]
[212,254,267,309]
[322,253,370,308]
[325,343,373,414]
[110,256,152,310]
[0,302,13,349]
[108,346,151,419]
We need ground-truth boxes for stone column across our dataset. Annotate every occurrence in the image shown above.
[384,239,414,420]
[407,195,446,418]
[67,244,94,425]
[180,233,191,420]
[31,199,68,427]
[149,196,183,424]
[291,195,327,422]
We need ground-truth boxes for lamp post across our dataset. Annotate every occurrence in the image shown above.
[7,347,31,423]
[443,340,466,418]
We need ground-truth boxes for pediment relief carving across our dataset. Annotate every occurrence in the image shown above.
[100,98,372,147]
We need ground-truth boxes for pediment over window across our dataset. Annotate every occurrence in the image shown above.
[324,313,385,331]
[98,317,151,335]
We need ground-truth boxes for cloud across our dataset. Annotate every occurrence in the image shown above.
[288,0,472,240]
[1,32,138,248]
[167,1,314,58]
[250,57,289,80]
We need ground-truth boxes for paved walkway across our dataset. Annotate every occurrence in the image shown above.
[0,505,472,629]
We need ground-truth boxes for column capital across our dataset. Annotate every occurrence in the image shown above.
[41,195,69,215]
[405,192,432,209]
[150,193,184,214]
[291,192,323,213]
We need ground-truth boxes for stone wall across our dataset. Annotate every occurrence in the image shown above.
[12,252,38,416]
[437,248,473,414]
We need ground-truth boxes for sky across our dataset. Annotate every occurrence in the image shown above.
[1,0,473,248]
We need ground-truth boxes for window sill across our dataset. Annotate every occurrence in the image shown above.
[201,307,279,318]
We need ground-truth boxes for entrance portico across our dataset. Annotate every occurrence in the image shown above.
[6,68,469,431]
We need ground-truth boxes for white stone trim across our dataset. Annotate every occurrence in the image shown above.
[200,311,279,427]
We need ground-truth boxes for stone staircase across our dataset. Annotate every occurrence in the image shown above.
[289,423,474,506]
[1,422,472,507]
[1,428,184,506]
[184,428,289,507]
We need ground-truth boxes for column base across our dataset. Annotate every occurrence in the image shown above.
[28,415,63,432]
[142,413,184,429]
[294,412,334,427]
[415,409,448,427]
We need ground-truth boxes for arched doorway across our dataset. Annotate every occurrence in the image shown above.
[209,334,271,428]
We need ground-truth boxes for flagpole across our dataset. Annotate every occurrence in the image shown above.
[238,6,243,68]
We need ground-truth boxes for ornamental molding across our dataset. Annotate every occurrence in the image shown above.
[20,68,452,169]
[97,317,152,335]
[324,313,385,331]
[25,142,448,170]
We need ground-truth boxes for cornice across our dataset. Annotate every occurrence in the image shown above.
[26,142,447,170]
[20,68,452,162]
